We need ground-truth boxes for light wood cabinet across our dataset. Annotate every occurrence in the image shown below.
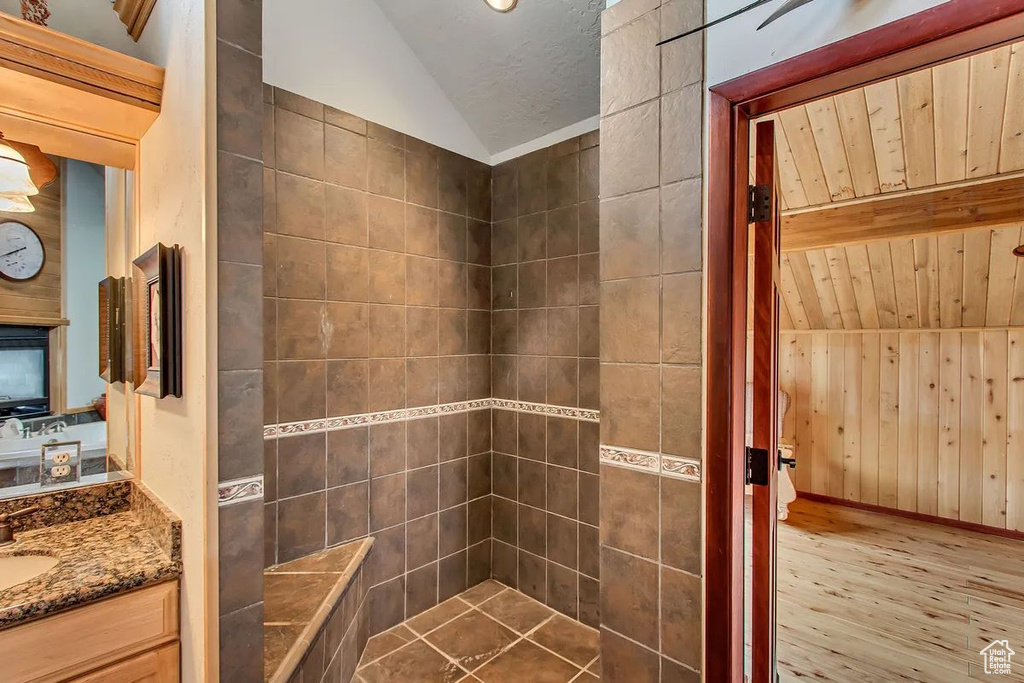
[0,581,179,683]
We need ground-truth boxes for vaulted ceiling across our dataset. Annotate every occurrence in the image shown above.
[773,225,1024,331]
[758,42,1024,212]
[373,0,604,156]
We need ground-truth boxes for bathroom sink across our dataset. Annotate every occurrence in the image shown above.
[0,554,59,591]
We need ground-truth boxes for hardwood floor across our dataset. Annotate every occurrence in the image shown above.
[776,498,1024,682]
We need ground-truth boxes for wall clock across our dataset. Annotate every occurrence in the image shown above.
[0,221,46,282]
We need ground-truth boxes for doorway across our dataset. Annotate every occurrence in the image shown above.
[705,2,1024,681]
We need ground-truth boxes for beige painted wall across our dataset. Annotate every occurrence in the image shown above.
[134,1,215,680]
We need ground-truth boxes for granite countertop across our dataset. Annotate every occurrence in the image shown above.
[0,511,181,630]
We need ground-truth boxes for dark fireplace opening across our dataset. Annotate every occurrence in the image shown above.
[0,325,51,419]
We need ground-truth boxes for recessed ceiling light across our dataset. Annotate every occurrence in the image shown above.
[1014,244,1024,258]
[485,0,517,13]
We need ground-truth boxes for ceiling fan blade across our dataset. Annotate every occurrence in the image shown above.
[757,0,817,30]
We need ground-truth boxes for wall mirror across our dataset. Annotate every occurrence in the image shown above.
[0,144,138,498]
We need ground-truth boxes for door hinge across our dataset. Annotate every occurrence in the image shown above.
[748,184,772,223]
[745,446,770,486]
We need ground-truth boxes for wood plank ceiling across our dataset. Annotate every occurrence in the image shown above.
[761,42,1024,212]
[774,225,1024,331]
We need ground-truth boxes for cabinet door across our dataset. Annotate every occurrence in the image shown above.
[74,644,178,683]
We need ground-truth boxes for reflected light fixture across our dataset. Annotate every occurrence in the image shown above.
[0,134,39,199]
[0,195,34,213]
[485,0,517,12]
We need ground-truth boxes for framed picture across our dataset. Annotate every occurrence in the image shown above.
[132,243,182,398]
[98,276,126,383]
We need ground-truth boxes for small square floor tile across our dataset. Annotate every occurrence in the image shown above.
[358,640,465,683]
[529,615,600,667]
[478,589,555,634]
[474,640,580,683]
[425,611,519,671]
[459,580,508,605]
[408,597,473,635]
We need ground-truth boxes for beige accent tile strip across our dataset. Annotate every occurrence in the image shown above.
[600,445,702,482]
[265,399,600,439]
[218,475,265,507]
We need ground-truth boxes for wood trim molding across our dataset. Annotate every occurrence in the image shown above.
[781,173,1024,252]
[797,492,1024,542]
[113,0,160,43]
[0,14,164,169]
[0,14,162,107]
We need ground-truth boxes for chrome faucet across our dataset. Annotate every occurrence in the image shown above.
[38,422,67,436]
[0,505,41,545]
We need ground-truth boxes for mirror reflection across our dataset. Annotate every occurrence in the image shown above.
[0,146,134,498]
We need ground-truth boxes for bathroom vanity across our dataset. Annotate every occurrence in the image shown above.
[0,481,181,682]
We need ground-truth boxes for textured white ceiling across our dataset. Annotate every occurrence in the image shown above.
[374,0,604,156]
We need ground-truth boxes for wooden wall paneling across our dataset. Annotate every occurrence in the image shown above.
[917,332,941,516]
[863,79,908,193]
[845,245,880,329]
[897,334,920,511]
[985,226,1021,325]
[1011,248,1024,326]
[806,250,844,329]
[960,331,985,523]
[788,251,826,329]
[1000,42,1024,173]
[0,178,62,323]
[779,106,832,206]
[794,334,814,494]
[914,236,941,328]
[811,332,830,494]
[982,331,1009,527]
[834,89,881,198]
[897,70,937,189]
[938,332,963,518]
[932,58,971,184]
[878,332,901,508]
[779,297,795,330]
[967,47,1011,179]
[1007,330,1024,532]
[937,232,965,328]
[866,241,900,328]
[806,97,856,201]
[775,117,807,210]
[780,334,798,443]
[780,255,810,329]
[860,333,881,504]
[890,239,920,328]
[827,332,846,497]
[962,230,992,327]
[825,247,862,329]
[843,334,862,501]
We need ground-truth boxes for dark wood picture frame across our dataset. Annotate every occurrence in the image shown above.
[131,243,182,398]
[98,275,126,383]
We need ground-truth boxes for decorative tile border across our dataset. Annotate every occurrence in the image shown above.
[600,445,702,482]
[264,398,599,439]
[490,399,600,423]
[218,475,265,507]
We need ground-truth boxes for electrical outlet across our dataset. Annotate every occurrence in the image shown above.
[51,465,71,478]
[53,451,71,465]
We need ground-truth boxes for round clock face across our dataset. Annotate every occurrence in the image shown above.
[0,221,45,281]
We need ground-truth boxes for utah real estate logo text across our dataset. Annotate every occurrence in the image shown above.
[981,640,1015,675]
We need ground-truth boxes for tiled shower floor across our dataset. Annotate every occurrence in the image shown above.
[354,580,600,682]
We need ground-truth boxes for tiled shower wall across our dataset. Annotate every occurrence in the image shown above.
[262,85,494,634]
[598,0,705,681]
[488,135,602,627]
[215,0,266,679]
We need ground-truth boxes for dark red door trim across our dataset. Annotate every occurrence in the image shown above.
[703,2,1024,681]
